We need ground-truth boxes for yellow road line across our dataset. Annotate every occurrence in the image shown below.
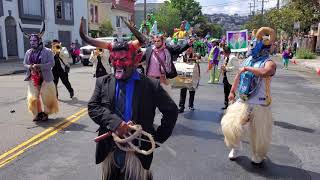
[0,108,88,168]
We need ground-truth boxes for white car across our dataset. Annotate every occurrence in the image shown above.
[80,37,130,66]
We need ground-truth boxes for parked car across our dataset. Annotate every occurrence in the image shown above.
[80,36,130,66]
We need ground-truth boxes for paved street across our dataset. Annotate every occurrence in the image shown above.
[0,61,320,180]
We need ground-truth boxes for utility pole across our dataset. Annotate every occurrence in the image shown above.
[249,2,253,15]
[144,0,147,21]
[261,0,264,16]
[253,0,256,15]
[277,0,280,9]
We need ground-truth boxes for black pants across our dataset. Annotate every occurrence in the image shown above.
[53,70,74,97]
[223,76,232,107]
[71,55,77,64]
[179,88,195,109]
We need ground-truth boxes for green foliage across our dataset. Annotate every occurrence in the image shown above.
[170,0,203,25]
[154,4,181,36]
[245,0,320,35]
[99,20,114,37]
[296,48,316,59]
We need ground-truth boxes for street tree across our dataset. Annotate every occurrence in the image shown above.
[154,3,181,36]
[170,0,203,25]
[99,20,114,37]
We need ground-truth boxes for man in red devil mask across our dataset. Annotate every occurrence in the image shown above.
[81,17,178,180]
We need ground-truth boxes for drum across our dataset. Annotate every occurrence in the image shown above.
[170,61,200,90]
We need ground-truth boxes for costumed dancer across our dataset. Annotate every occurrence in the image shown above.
[20,22,59,122]
[173,21,189,42]
[80,17,178,180]
[221,27,277,166]
[89,47,112,78]
[207,39,221,84]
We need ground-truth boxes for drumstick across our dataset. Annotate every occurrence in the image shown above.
[94,131,112,142]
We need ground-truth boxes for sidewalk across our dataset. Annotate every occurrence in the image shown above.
[0,59,83,76]
[273,54,320,74]
[0,59,25,76]
[291,56,320,73]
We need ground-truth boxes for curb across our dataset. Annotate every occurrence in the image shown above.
[0,70,25,76]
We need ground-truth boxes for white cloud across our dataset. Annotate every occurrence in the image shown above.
[136,0,279,15]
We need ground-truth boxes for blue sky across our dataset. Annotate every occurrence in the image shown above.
[136,0,279,15]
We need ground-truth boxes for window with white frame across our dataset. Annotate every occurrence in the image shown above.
[121,17,128,27]
[94,6,98,23]
[56,0,62,19]
[116,16,121,28]
[90,4,94,23]
[54,0,74,24]
[64,1,72,21]
[23,0,42,16]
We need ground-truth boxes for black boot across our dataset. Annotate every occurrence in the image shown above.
[70,91,74,98]
[178,107,184,113]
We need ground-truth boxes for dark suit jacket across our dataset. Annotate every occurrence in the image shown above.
[142,43,190,75]
[88,73,178,169]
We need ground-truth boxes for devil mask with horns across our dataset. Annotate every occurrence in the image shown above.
[79,17,145,80]
[19,22,45,49]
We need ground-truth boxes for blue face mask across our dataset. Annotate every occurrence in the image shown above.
[251,40,263,58]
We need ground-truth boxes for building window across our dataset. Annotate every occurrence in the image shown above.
[116,16,121,28]
[64,1,72,20]
[90,4,94,23]
[94,6,98,23]
[121,17,127,27]
[90,4,99,23]
[54,0,73,25]
[22,0,42,16]
[18,0,44,20]
[56,0,62,19]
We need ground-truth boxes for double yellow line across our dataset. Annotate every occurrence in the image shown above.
[0,108,88,168]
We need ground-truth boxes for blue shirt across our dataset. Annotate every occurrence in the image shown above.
[115,70,140,122]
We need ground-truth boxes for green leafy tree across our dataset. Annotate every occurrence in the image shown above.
[245,0,320,35]
[99,20,114,37]
[154,3,181,36]
[170,0,203,25]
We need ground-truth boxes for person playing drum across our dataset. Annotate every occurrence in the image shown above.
[178,47,200,113]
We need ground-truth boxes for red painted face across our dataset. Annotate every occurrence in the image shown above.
[109,44,143,80]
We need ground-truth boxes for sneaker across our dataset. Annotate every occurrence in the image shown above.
[228,148,239,161]
[178,107,184,113]
[189,107,195,111]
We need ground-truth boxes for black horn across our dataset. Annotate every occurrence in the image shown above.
[38,21,46,38]
[18,23,30,39]
[121,17,145,45]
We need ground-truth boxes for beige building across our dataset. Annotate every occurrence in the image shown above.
[88,0,135,37]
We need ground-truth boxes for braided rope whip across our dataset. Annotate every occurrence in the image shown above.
[94,125,156,156]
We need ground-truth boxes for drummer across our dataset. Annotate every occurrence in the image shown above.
[178,47,200,113]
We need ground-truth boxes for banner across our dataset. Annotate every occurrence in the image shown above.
[227,30,248,53]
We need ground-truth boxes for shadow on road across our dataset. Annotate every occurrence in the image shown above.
[59,97,88,107]
[183,110,223,123]
[235,156,320,180]
[274,121,315,134]
[172,123,224,140]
